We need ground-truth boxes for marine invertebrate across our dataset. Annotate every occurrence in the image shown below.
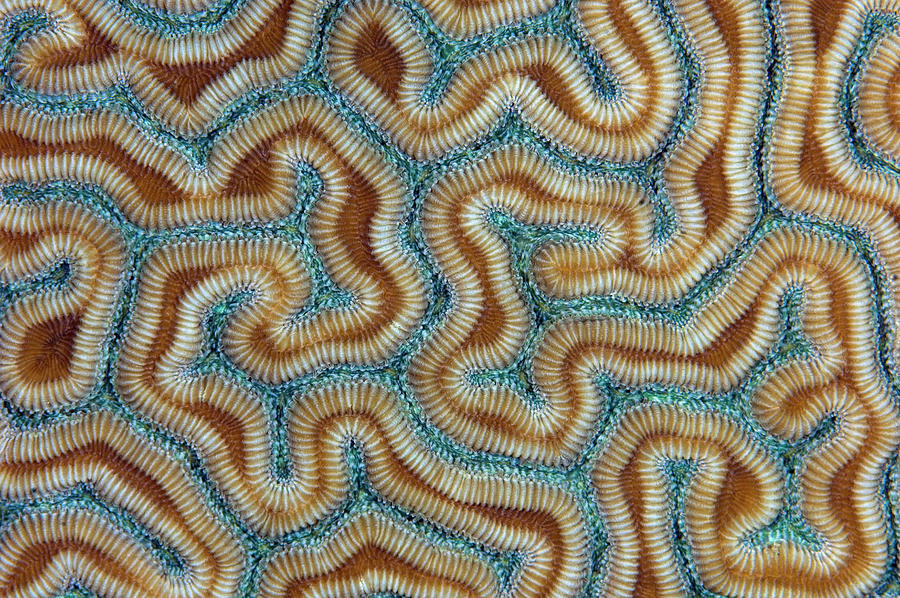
[1,0,900,595]
[0,413,243,598]
[259,383,587,598]
[0,97,408,228]
[858,28,900,160]
[772,0,900,355]
[259,513,499,597]
[6,0,324,135]
[116,235,424,531]
[0,201,124,410]
[328,0,680,160]
[591,229,898,596]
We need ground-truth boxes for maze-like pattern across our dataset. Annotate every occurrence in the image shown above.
[2,0,900,596]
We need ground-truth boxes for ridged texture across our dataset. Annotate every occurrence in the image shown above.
[328,0,681,161]
[773,0,900,362]
[6,0,323,135]
[593,230,898,597]
[0,201,124,409]
[0,413,243,598]
[1,0,900,595]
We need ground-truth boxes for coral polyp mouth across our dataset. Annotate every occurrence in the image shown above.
[1,0,900,596]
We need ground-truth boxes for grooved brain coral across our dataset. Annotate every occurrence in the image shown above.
[2,0,900,595]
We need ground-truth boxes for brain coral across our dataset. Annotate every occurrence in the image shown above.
[1,0,900,596]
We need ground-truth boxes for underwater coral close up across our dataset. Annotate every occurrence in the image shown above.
[1,0,899,596]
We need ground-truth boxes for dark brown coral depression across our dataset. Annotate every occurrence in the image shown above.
[1,0,900,596]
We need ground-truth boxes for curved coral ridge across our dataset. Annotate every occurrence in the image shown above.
[1,0,900,596]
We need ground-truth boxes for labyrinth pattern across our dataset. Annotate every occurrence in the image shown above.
[3,0,900,596]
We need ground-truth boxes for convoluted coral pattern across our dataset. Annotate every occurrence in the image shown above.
[2,0,900,595]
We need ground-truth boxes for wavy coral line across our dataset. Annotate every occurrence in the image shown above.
[0,200,124,410]
[327,0,681,161]
[585,228,898,596]
[0,413,243,598]
[4,0,323,135]
[0,97,405,229]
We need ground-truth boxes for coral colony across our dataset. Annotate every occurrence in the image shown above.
[1,0,900,596]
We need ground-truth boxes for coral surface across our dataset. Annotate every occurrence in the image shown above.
[1,0,900,595]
